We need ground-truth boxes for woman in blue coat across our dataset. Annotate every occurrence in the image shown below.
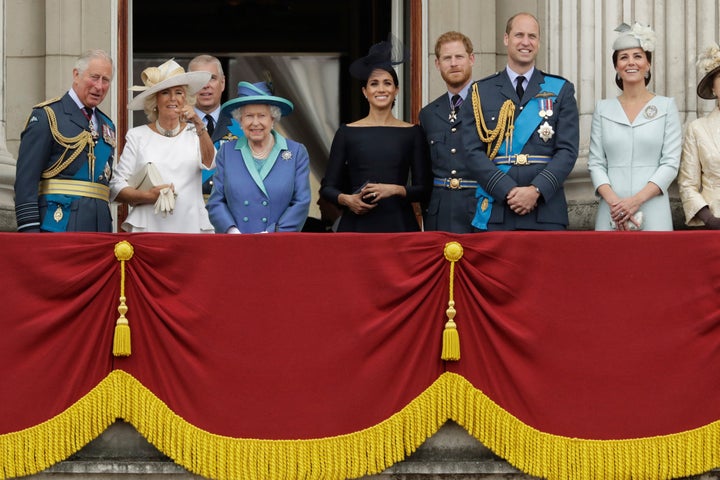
[207,81,310,233]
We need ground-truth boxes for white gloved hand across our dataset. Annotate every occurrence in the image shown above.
[154,187,176,216]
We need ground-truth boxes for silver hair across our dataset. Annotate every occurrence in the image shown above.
[75,49,115,77]
[230,104,282,124]
[188,55,225,78]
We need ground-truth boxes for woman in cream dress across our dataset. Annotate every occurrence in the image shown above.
[678,43,720,229]
[588,23,681,231]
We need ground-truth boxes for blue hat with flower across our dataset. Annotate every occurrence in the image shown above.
[220,81,294,117]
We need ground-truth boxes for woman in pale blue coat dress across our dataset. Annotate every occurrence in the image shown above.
[588,23,681,231]
[207,81,310,233]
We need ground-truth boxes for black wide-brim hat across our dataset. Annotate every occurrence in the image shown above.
[349,34,407,81]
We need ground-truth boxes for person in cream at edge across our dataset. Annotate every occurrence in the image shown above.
[678,42,720,229]
[206,81,310,233]
[110,59,215,233]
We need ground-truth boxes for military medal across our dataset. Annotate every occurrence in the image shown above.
[448,94,463,122]
[538,98,554,118]
[537,121,555,142]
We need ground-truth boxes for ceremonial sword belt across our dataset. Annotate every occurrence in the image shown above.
[39,179,110,201]
[492,154,552,166]
[433,177,479,190]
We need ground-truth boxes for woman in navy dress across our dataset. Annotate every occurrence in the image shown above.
[320,38,430,232]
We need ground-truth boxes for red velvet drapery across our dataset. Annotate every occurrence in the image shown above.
[2,231,720,479]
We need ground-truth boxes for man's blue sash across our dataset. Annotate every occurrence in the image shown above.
[471,76,566,230]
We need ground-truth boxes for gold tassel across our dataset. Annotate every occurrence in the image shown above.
[113,241,134,357]
[442,242,463,361]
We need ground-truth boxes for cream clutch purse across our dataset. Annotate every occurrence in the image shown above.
[610,211,643,230]
[128,163,175,216]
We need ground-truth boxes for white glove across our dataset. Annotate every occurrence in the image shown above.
[227,226,241,234]
[154,187,176,216]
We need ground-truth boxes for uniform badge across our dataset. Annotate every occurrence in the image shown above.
[537,121,555,142]
[643,105,657,119]
[53,205,64,223]
[481,198,489,212]
[29,116,39,123]
[281,150,292,160]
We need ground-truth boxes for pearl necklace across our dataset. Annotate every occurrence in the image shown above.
[249,139,274,159]
[155,120,182,137]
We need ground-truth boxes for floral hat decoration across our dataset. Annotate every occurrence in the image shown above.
[612,22,656,52]
[696,43,720,99]
[128,59,211,110]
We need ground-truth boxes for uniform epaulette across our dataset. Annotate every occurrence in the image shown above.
[477,71,502,82]
[33,97,62,109]
[540,71,568,81]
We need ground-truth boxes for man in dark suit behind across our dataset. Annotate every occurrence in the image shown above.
[460,12,579,231]
[188,55,233,198]
[14,49,116,232]
[420,31,477,233]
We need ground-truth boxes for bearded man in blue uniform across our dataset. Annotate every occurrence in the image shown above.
[14,49,116,232]
[460,12,579,231]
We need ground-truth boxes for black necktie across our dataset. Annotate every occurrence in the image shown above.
[516,76,525,100]
[205,114,215,137]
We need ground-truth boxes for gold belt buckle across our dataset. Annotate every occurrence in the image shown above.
[515,154,529,165]
[449,178,461,189]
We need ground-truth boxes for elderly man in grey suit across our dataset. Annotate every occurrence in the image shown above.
[420,31,477,233]
[188,55,233,198]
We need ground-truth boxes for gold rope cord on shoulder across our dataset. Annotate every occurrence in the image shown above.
[41,106,95,179]
[471,83,516,160]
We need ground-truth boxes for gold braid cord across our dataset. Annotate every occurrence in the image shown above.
[41,106,95,179]
[471,82,516,160]
[113,241,134,357]
[441,241,464,361]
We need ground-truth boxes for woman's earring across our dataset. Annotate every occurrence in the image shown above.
[644,71,650,79]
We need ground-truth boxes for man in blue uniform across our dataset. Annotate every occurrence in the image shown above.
[14,49,116,232]
[460,12,579,231]
[420,31,477,233]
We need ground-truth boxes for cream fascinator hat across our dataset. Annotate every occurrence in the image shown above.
[128,59,211,110]
[696,43,720,99]
[612,22,656,52]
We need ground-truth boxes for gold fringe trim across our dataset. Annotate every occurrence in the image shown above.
[3,371,720,480]
[0,375,117,479]
[443,372,720,480]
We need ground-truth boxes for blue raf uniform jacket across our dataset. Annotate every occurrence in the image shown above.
[206,131,311,233]
[419,92,476,233]
[459,69,579,230]
[14,93,116,232]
